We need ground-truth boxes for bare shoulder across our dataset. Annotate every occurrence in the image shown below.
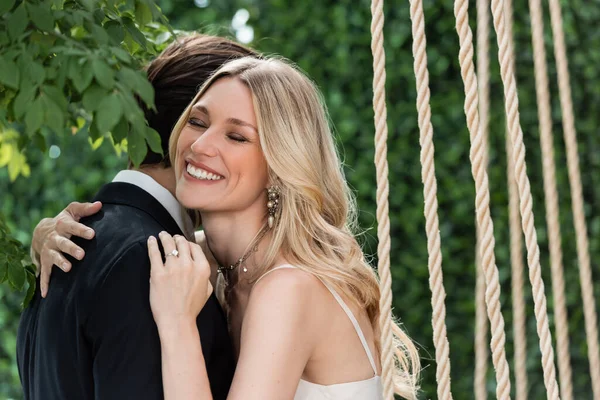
[246,266,332,329]
[251,266,328,305]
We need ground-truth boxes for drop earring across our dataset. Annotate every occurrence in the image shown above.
[267,186,280,229]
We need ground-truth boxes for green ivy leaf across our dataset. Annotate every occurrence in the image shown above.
[122,17,147,50]
[135,1,152,26]
[26,2,55,32]
[119,67,154,107]
[82,83,108,112]
[7,2,28,41]
[0,0,15,15]
[92,59,115,89]
[69,58,94,93]
[111,46,131,63]
[42,85,68,110]
[145,126,163,155]
[41,93,65,135]
[90,24,110,45]
[25,95,44,135]
[127,126,146,166]
[8,261,26,291]
[117,90,144,123]
[22,270,37,309]
[0,55,20,89]
[105,20,124,44]
[111,117,129,143]
[96,92,123,133]
[13,87,37,119]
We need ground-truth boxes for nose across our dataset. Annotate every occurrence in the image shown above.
[190,129,218,157]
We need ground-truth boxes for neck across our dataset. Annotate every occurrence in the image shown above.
[133,165,176,196]
[201,207,268,269]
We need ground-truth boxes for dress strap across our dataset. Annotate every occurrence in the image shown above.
[254,264,378,376]
[254,264,298,286]
[322,282,379,376]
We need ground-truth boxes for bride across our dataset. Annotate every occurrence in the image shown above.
[29,56,419,399]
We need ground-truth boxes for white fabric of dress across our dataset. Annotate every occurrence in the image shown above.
[255,265,384,400]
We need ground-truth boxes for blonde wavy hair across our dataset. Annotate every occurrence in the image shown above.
[169,56,420,398]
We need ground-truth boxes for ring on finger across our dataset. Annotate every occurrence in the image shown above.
[166,249,179,258]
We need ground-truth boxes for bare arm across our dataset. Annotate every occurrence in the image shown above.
[148,233,319,400]
[227,269,318,399]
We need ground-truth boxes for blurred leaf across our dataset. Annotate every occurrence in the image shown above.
[0,55,20,89]
[0,0,15,15]
[22,270,36,309]
[7,2,27,41]
[145,126,162,155]
[8,261,26,291]
[26,2,54,32]
[96,93,123,133]
[92,59,115,89]
[69,58,94,93]
[24,96,44,135]
[127,126,146,166]
[105,20,124,44]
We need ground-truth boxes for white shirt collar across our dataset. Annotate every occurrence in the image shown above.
[112,170,195,239]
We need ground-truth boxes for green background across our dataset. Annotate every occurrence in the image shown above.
[1,0,599,398]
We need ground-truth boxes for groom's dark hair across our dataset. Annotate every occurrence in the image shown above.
[137,33,258,167]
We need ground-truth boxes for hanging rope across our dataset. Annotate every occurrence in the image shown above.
[475,0,490,397]
[408,0,453,398]
[369,0,396,397]
[453,0,512,398]
[528,0,574,398]
[489,0,560,397]
[503,0,529,398]
[547,1,600,396]
[507,123,529,400]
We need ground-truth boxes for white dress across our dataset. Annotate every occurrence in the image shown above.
[255,265,384,400]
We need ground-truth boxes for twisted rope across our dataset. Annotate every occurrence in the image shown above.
[475,262,489,400]
[369,0,395,397]
[475,0,490,397]
[408,0,453,398]
[528,0,574,397]
[547,0,600,396]
[503,0,529,398]
[489,0,560,397]
[453,0,512,398]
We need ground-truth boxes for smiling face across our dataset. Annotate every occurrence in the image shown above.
[174,77,269,215]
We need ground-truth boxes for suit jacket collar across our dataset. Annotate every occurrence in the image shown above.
[92,182,184,237]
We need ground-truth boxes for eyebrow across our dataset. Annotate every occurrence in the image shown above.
[191,104,258,133]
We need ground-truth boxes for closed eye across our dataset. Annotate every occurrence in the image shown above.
[228,133,248,143]
[188,118,207,128]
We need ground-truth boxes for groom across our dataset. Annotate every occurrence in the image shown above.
[17,34,257,399]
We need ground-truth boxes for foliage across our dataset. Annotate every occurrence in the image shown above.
[0,0,176,305]
[1,0,600,399]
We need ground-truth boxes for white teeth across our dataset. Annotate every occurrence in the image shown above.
[186,163,223,180]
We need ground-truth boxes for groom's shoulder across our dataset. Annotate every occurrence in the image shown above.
[70,182,178,279]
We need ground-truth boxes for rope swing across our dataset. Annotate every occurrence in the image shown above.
[369,0,597,398]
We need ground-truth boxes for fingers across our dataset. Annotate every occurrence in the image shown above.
[158,231,177,262]
[66,201,102,220]
[189,242,208,265]
[56,215,95,241]
[39,263,51,298]
[55,235,85,261]
[173,235,191,264]
[148,236,164,278]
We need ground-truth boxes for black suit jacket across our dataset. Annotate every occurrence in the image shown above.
[17,182,235,400]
